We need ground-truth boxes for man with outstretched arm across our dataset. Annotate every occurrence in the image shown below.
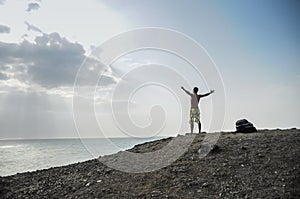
[181,86,214,134]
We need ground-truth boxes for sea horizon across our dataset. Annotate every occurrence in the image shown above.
[0,136,168,141]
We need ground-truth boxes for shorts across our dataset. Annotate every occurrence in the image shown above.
[189,107,200,124]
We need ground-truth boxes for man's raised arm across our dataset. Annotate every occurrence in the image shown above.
[181,86,192,96]
[199,90,215,98]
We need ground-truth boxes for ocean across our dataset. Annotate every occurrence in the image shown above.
[0,137,162,176]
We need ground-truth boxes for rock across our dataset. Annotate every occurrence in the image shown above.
[241,146,247,150]
[198,144,220,154]
[151,190,160,197]
[211,145,220,153]
[258,154,264,158]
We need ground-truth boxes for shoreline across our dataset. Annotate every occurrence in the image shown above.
[1,129,299,198]
[0,136,167,177]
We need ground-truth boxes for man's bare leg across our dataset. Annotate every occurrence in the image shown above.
[198,122,201,134]
[190,122,194,134]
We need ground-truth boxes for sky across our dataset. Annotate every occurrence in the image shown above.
[0,0,299,139]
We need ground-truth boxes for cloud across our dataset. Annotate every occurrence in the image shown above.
[26,3,40,12]
[0,24,10,34]
[24,21,42,33]
[0,35,84,88]
[0,0,5,5]
[0,72,9,80]
[0,24,116,89]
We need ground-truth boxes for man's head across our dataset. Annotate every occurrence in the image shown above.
[193,87,198,94]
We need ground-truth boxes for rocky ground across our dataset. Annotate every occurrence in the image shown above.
[1,129,299,198]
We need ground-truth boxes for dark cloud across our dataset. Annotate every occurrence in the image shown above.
[0,24,10,34]
[0,25,116,88]
[0,34,85,88]
[26,3,40,12]
[29,33,86,87]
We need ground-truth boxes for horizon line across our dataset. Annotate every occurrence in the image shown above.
[0,127,299,141]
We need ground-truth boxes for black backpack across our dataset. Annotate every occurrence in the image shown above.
[235,119,257,133]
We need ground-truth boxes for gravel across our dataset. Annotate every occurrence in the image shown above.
[1,129,299,198]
